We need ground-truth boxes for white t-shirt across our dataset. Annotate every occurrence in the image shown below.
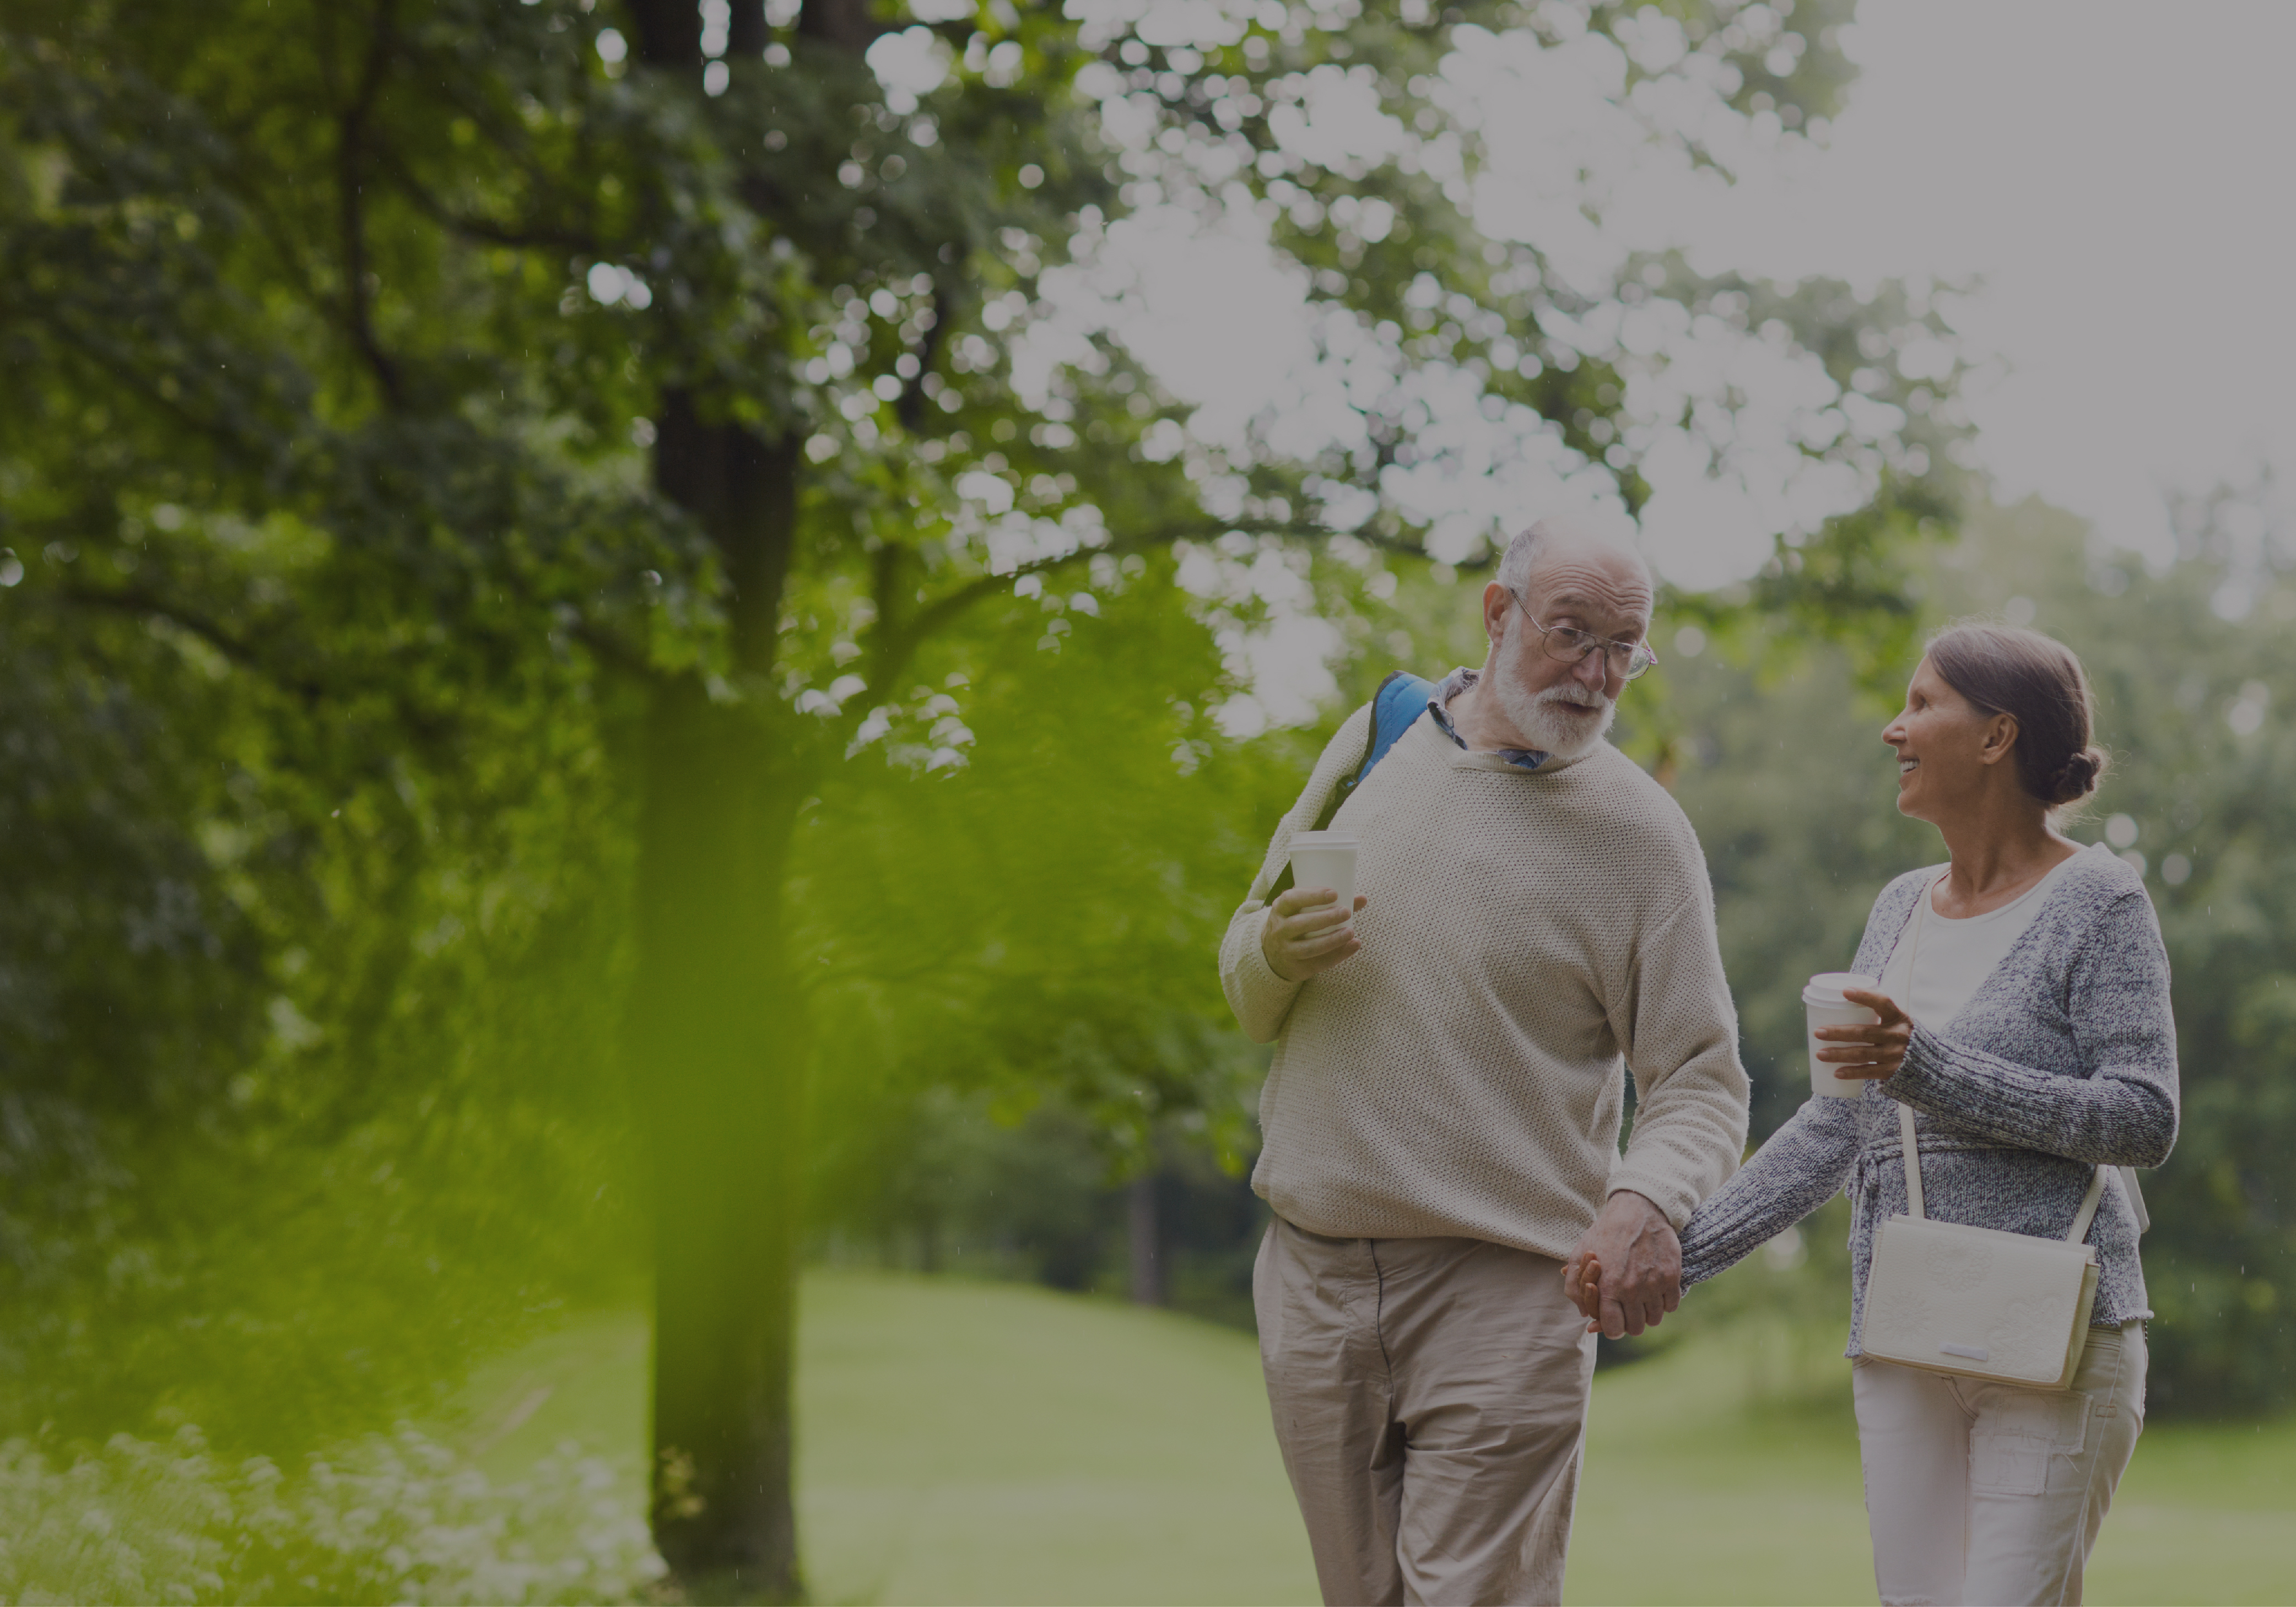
[1878,847,2092,1027]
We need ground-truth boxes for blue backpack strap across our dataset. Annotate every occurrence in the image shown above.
[1355,670,1436,786]
[1267,670,1431,903]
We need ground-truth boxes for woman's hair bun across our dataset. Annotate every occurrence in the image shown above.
[2046,745,2108,805]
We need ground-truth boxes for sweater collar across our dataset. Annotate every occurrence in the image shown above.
[1427,666,1552,772]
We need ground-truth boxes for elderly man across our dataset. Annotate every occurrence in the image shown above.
[1220,518,1748,1606]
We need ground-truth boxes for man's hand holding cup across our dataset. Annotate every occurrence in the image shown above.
[1262,886,1369,983]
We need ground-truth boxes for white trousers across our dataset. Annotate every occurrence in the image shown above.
[1854,1322,2146,1607]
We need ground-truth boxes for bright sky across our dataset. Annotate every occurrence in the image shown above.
[1727,0,2296,569]
[1065,0,2296,583]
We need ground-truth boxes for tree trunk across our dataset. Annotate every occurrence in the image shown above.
[618,4,867,1596]
[1128,1173,1164,1307]
[630,386,808,1601]
[633,683,804,1601]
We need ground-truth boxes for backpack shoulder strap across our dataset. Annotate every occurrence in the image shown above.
[1266,671,1431,902]
[1355,671,1437,787]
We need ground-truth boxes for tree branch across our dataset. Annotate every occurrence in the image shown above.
[392,32,604,208]
[338,0,405,408]
[895,283,948,432]
[211,160,335,330]
[571,619,657,682]
[796,0,884,54]
[845,516,1344,734]
[62,583,327,703]
[377,147,601,255]
[727,0,770,57]
[626,0,702,68]
[37,311,284,467]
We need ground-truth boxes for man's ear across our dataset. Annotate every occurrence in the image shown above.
[1482,582,1512,645]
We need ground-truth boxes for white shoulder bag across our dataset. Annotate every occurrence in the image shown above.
[1858,876,2108,1389]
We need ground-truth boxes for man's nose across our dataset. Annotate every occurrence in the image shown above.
[1573,650,1611,691]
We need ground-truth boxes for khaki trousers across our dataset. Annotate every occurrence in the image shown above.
[1254,1216,1597,1606]
[1855,1322,2147,1606]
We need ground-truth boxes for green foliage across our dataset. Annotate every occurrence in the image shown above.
[800,549,1301,1169]
[0,1427,662,1605]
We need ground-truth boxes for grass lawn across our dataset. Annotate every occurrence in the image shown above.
[456,1272,2294,1605]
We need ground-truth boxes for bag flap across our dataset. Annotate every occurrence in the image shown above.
[1865,1215,2095,1384]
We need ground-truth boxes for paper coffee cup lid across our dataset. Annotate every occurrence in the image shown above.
[1803,971,1878,1005]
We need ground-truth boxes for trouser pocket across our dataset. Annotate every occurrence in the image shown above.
[1252,1222,1281,1365]
[1969,1387,2091,1497]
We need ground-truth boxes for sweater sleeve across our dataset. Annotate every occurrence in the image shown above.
[1607,859,1753,1230]
[1218,704,1374,1045]
[1885,888,2179,1167]
[1679,1096,1862,1287]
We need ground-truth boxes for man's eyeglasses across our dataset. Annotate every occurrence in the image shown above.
[1512,591,1660,681]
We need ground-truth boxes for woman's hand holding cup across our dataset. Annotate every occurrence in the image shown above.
[1817,988,1914,1082]
[1262,886,1370,983]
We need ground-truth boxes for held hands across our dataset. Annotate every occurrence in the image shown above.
[1565,998,1911,1329]
[1818,988,1913,1083]
[1560,1191,1681,1339]
[1261,886,1370,983]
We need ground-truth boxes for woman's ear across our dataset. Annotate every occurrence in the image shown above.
[1978,712,2019,766]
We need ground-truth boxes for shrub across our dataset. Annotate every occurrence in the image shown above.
[0,1426,662,1605]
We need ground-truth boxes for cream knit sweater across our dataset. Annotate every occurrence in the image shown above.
[1222,701,1749,1255]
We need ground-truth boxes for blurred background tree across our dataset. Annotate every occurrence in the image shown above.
[19,0,2288,1601]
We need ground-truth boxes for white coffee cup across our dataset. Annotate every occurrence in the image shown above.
[1803,971,1882,1099]
[1287,830,1359,911]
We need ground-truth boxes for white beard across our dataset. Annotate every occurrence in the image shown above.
[1490,655,1617,760]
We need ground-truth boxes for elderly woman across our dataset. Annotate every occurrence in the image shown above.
[1572,624,2177,1607]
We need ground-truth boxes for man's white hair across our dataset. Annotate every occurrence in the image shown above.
[1493,524,1546,598]
[1492,515,1646,598]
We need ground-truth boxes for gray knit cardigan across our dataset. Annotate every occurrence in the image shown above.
[1679,844,2178,1353]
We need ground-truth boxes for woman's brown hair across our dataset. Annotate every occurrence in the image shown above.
[1926,623,2109,807]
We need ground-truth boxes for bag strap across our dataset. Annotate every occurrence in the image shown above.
[2120,1166,2151,1235]
[1893,874,2110,1245]
[1266,671,1428,901]
[2066,1164,2110,1245]
[1895,880,1936,1221]
[1897,1100,1926,1220]
[1897,1098,2106,1242]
